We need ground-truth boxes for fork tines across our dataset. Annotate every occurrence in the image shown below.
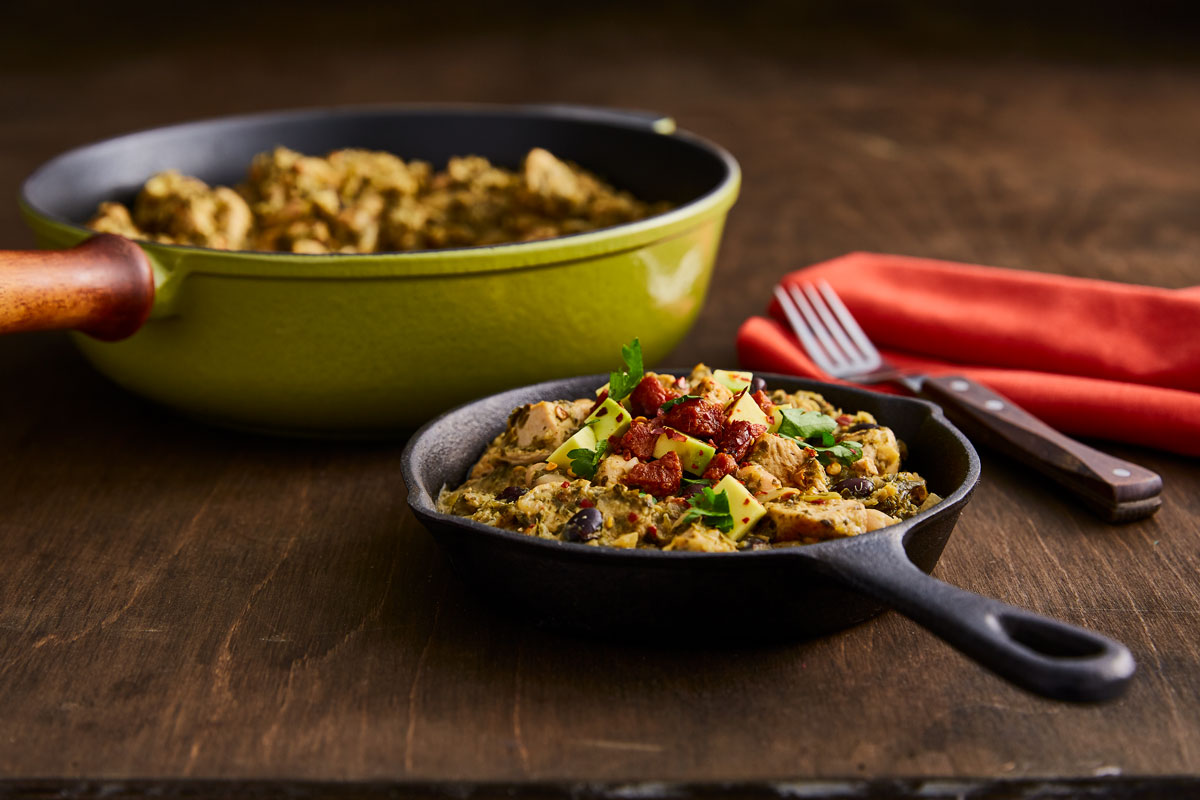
[773,280,883,378]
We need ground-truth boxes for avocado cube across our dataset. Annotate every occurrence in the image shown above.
[713,369,753,395]
[653,427,716,475]
[584,397,632,443]
[547,425,598,472]
[726,390,770,427]
[714,474,767,542]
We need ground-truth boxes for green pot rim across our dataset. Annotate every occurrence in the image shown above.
[18,106,741,280]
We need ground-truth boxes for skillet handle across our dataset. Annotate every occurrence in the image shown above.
[0,234,154,341]
[811,532,1136,702]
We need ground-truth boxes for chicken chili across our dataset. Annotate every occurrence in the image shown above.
[439,340,940,552]
[87,147,670,254]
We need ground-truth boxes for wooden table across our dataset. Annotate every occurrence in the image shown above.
[2,5,1198,797]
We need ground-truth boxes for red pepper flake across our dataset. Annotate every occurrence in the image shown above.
[743,498,751,505]
[596,407,609,417]
[616,413,625,422]
[561,481,570,488]
[627,512,639,522]
[647,525,657,534]
[741,517,750,523]
[580,499,595,508]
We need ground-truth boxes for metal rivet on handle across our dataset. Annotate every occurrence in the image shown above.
[985,399,1004,411]
[1113,468,1132,478]
[950,380,970,391]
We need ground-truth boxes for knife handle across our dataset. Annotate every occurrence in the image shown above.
[919,375,1163,522]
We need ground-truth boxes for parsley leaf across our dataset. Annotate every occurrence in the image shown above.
[659,394,702,413]
[774,408,864,469]
[568,440,608,480]
[813,440,864,470]
[680,486,734,532]
[608,338,644,401]
[776,408,837,443]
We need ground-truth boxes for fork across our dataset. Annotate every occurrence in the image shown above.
[775,280,1163,522]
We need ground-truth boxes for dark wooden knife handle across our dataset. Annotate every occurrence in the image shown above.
[920,374,1163,522]
[0,234,154,341]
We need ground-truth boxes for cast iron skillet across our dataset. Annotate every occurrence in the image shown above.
[402,372,1136,703]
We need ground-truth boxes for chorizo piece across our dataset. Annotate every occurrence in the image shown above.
[613,418,661,461]
[662,397,725,440]
[717,420,768,462]
[628,375,679,418]
[623,450,683,497]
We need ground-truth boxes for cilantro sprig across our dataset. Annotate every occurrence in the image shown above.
[659,394,702,413]
[680,486,734,532]
[608,338,644,401]
[568,441,608,480]
[774,408,865,469]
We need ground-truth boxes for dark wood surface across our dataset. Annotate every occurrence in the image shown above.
[2,5,1199,797]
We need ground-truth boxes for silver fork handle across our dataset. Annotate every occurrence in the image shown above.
[919,375,1163,522]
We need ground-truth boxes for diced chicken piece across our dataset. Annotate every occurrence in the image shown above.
[736,463,782,497]
[864,509,896,531]
[494,400,591,464]
[689,375,734,409]
[767,389,838,416]
[612,531,639,549]
[523,147,590,214]
[88,201,143,239]
[745,434,822,489]
[127,171,253,250]
[513,401,573,449]
[664,524,738,552]
[766,497,869,541]
[594,454,639,486]
[843,426,902,477]
[792,456,831,494]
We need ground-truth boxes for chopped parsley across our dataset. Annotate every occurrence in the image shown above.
[608,338,644,401]
[681,486,734,532]
[568,441,607,480]
[775,408,865,470]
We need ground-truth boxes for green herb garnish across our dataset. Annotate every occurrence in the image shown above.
[812,440,865,469]
[774,408,864,469]
[776,408,837,441]
[568,441,608,480]
[659,394,702,413]
[608,338,644,401]
[680,486,734,532]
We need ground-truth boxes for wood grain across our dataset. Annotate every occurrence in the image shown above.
[0,235,154,340]
[1,4,1198,796]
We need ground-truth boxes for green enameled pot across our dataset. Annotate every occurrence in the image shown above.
[10,105,739,435]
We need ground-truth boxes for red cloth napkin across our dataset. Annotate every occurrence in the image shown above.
[736,252,1200,456]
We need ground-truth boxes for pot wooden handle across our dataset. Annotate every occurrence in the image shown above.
[0,234,155,341]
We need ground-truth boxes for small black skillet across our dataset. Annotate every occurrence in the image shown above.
[401,372,1135,702]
